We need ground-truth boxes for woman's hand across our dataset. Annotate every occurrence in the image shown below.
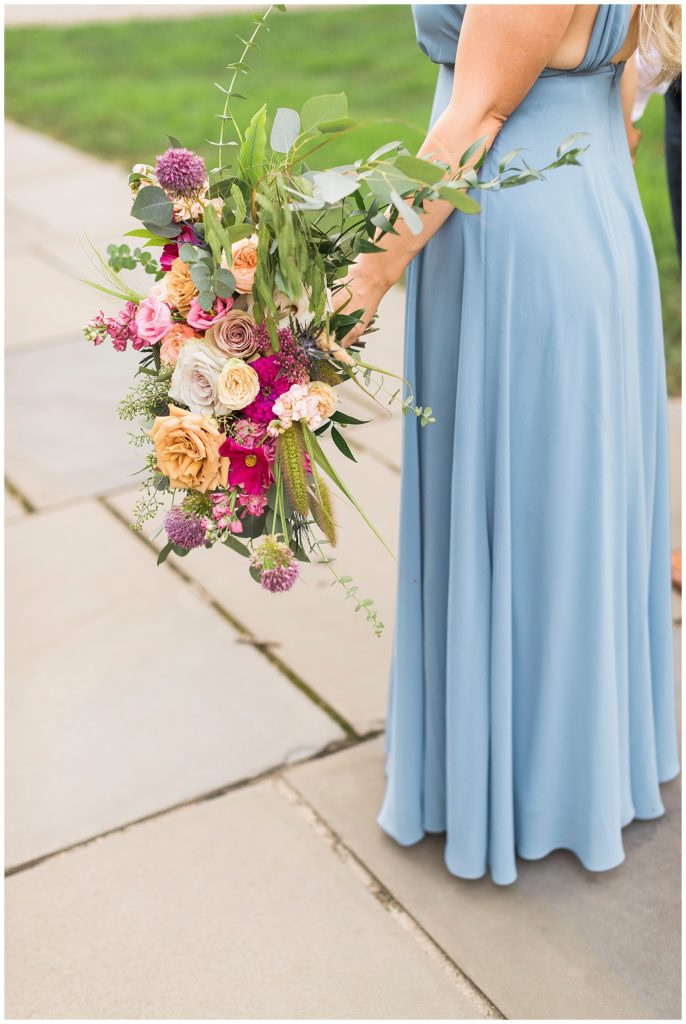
[331,259,391,348]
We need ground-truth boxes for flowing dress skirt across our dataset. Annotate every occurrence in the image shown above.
[377,61,681,886]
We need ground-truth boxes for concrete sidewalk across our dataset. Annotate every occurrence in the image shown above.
[4,120,682,1020]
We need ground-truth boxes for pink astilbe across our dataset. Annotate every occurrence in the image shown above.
[103,302,145,352]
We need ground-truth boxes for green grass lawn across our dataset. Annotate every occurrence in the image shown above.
[5,6,680,392]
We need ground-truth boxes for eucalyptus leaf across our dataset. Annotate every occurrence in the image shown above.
[556,131,589,157]
[394,154,445,186]
[311,169,360,204]
[157,541,173,566]
[131,185,174,227]
[437,185,481,214]
[270,106,301,152]
[318,116,357,133]
[389,189,424,235]
[459,135,489,168]
[300,92,348,133]
[223,535,251,557]
[142,220,181,239]
[368,139,405,162]
[212,267,236,297]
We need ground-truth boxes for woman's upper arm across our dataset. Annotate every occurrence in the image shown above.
[451,4,577,129]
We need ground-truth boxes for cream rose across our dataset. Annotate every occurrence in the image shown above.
[309,382,337,425]
[149,404,228,493]
[230,234,259,293]
[205,310,258,359]
[216,358,260,414]
[169,341,225,414]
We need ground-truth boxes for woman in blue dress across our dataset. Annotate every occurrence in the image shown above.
[335,5,682,885]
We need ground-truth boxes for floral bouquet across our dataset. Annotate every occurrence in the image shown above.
[84,5,587,635]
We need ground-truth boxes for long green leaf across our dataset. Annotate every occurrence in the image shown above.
[238,104,267,187]
[301,426,395,560]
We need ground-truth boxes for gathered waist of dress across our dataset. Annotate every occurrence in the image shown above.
[430,60,629,169]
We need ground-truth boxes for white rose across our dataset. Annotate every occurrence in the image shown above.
[169,341,225,414]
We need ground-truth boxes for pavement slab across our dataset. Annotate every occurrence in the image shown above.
[5,779,484,1020]
[287,653,682,1024]
[4,487,25,521]
[5,338,143,508]
[6,501,343,869]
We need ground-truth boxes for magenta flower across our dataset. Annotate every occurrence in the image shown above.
[155,148,207,198]
[241,355,291,424]
[161,226,203,271]
[218,437,271,496]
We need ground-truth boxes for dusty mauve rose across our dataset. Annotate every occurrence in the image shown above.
[216,358,260,414]
[135,295,172,344]
[149,405,228,493]
[205,310,258,359]
[162,258,198,315]
[169,341,225,414]
[230,234,259,293]
[159,324,199,366]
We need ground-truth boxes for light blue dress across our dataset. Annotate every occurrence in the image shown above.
[378,4,680,886]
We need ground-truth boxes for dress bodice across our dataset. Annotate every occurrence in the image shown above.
[411,4,633,73]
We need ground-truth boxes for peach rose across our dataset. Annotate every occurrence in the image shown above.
[149,404,228,493]
[205,310,258,359]
[159,324,200,366]
[216,358,260,414]
[163,258,198,315]
[230,234,259,293]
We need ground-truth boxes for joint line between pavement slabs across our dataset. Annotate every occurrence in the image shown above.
[98,496,361,740]
[274,775,505,1021]
[5,732,386,879]
[5,476,36,514]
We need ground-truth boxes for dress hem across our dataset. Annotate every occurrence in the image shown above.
[376,762,681,886]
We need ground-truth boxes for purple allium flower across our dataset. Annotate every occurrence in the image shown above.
[250,535,299,593]
[260,562,300,593]
[165,506,208,550]
[155,148,207,198]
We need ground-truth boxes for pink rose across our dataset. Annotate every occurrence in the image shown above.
[135,295,172,344]
[186,296,234,331]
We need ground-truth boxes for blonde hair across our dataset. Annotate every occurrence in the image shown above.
[637,5,682,84]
